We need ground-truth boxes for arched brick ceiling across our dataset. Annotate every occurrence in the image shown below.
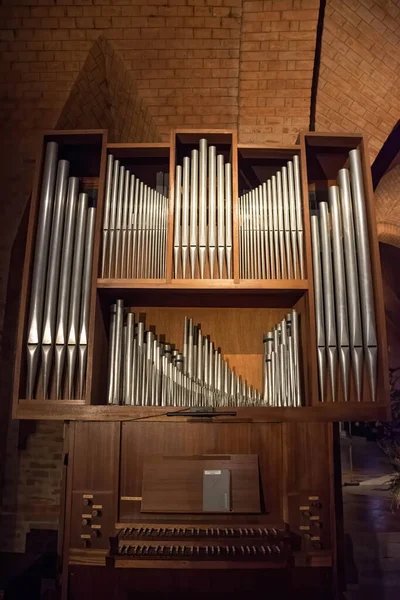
[57,37,159,143]
[375,164,400,247]
[316,0,400,162]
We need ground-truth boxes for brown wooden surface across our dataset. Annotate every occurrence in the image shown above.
[238,143,300,152]
[61,418,75,600]
[283,422,333,556]
[65,422,121,556]
[107,143,170,152]
[12,132,46,412]
[69,548,108,566]
[359,136,390,418]
[14,401,389,422]
[71,422,120,490]
[119,422,283,521]
[299,138,319,407]
[68,564,293,599]
[86,130,108,403]
[301,132,389,414]
[293,292,312,406]
[63,420,335,598]
[97,278,308,292]
[141,454,260,513]
[13,130,106,408]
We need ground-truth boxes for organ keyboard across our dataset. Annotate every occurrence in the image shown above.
[108,524,293,568]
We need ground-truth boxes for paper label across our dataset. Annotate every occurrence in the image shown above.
[121,496,142,501]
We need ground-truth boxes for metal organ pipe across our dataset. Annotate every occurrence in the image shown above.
[25,142,97,401]
[237,156,303,281]
[106,301,303,408]
[310,146,378,403]
[27,141,58,399]
[101,153,169,280]
[172,138,233,280]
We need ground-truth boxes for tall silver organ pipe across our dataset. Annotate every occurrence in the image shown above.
[26,142,97,400]
[310,146,378,403]
[41,159,70,399]
[349,149,377,401]
[189,150,199,279]
[77,207,96,398]
[67,193,88,399]
[319,201,337,401]
[311,216,326,401]
[55,177,79,399]
[27,141,58,399]
[328,186,350,402]
[173,138,233,280]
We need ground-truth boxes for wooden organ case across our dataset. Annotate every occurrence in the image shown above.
[64,420,335,599]
[11,128,389,599]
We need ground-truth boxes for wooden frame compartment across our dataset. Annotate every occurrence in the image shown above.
[99,143,171,282]
[90,287,312,409]
[171,129,236,281]
[13,130,107,411]
[301,132,389,412]
[237,144,309,284]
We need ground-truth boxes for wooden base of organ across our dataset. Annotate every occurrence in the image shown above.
[62,420,339,599]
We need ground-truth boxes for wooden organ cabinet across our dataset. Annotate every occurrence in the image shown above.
[12,129,389,599]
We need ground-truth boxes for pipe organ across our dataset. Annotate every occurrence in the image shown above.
[11,129,389,598]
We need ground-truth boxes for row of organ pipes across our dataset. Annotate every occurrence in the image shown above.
[101,154,169,279]
[25,142,376,406]
[239,155,305,280]
[311,148,377,402]
[26,142,96,399]
[107,301,302,408]
[174,139,233,279]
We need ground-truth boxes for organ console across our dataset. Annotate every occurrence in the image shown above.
[108,524,291,568]
[62,420,337,599]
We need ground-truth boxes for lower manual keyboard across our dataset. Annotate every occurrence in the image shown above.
[116,543,282,560]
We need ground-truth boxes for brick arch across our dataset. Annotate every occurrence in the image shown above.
[316,0,400,162]
[56,36,160,143]
[375,164,400,247]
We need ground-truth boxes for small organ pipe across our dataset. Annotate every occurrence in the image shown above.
[106,301,303,408]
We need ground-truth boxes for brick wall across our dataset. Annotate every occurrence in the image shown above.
[0,421,64,552]
[239,0,318,144]
[316,0,400,160]
[56,36,160,141]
